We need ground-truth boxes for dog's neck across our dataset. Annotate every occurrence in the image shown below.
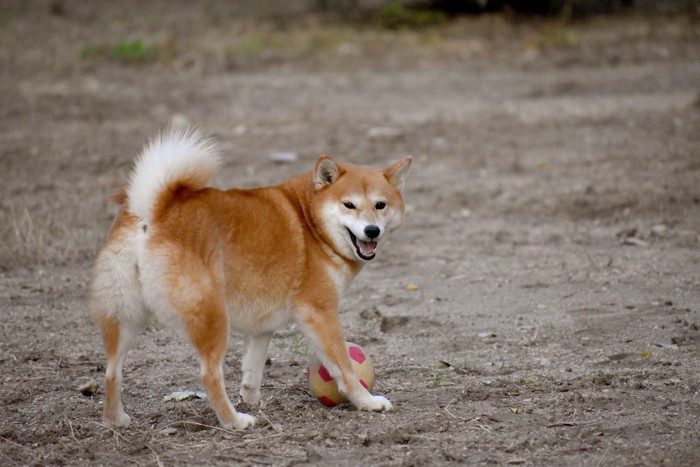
[280,173,363,278]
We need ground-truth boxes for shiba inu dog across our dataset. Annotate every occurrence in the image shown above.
[90,129,411,429]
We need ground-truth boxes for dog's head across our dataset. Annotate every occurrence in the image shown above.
[311,155,412,263]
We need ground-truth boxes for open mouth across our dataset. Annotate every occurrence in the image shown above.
[347,229,377,261]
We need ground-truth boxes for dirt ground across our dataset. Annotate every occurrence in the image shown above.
[1,1,700,465]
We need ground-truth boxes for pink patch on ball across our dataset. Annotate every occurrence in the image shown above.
[318,396,337,407]
[360,379,368,389]
[348,345,366,364]
[318,365,333,382]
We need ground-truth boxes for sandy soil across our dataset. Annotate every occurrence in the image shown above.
[1,1,699,465]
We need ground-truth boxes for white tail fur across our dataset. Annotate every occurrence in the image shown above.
[127,129,221,225]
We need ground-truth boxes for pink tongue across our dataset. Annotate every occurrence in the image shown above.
[357,239,377,256]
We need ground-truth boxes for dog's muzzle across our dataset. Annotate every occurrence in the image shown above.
[347,228,378,260]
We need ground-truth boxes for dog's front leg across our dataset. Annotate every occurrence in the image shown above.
[239,332,272,406]
[295,303,392,412]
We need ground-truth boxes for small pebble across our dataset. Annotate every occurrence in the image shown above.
[651,224,668,237]
[367,127,403,140]
[622,237,648,247]
[270,152,298,163]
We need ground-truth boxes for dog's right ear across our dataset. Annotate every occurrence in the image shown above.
[313,155,339,190]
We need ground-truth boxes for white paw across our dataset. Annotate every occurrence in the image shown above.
[105,411,131,428]
[355,394,393,412]
[228,413,256,430]
[240,386,261,406]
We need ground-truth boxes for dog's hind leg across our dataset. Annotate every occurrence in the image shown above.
[97,312,138,427]
[90,227,146,428]
[183,295,256,430]
[239,332,273,406]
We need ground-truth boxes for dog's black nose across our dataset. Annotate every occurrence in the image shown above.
[364,225,380,239]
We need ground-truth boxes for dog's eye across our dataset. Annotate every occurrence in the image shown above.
[343,202,356,210]
[375,202,386,210]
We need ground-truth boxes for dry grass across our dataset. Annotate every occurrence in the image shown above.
[0,183,113,271]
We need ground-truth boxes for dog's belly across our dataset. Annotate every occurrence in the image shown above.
[226,296,293,335]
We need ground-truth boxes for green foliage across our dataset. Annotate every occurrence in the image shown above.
[80,39,156,64]
[377,3,446,30]
[222,25,356,69]
[113,39,155,63]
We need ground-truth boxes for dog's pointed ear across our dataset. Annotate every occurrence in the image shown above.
[383,156,412,192]
[314,155,340,190]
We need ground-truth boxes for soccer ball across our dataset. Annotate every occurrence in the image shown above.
[307,342,375,407]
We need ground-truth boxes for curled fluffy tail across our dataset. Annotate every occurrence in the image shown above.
[127,128,221,225]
